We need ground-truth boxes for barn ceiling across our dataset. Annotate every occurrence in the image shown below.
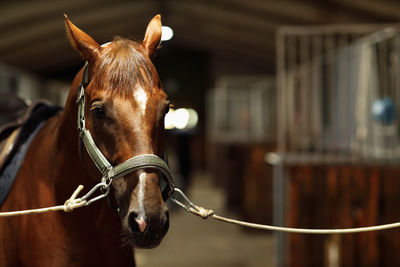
[0,0,400,78]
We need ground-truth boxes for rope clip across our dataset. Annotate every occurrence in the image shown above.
[79,182,110,207]
[169,188,214,219]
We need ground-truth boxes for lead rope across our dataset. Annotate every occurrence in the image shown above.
[2,183,400,234]
[169,188,400,234]
[0,183,109,217]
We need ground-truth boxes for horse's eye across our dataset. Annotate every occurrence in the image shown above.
[92,106,105,119]
[165,102,172,114]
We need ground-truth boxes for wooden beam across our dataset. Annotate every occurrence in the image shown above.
[1,1,276,73]
[0,1,153,55]
[207,0,329,24]
[0,0,98,29]
[332,0,400,21]
[168,1,280,33]
[210,0,391,24]
[278,23,399,36]
[0,17,155,73]
[174,33,274,70]
[168,16,275,55]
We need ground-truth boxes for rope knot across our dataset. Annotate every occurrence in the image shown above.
[190,205,214,219]
[63,199,75,213]
[63,185,86,213]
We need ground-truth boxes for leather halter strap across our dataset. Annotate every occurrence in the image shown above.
[76,62,174,200]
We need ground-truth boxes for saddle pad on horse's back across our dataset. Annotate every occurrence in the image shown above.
[0,99,62,207]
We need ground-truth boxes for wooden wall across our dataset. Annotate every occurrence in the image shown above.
[207,143,274,225]
[287,165,400,266]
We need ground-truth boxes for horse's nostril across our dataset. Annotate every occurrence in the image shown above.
[128,212,147,233]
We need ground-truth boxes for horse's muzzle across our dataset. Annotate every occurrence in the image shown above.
[126,209,169,248]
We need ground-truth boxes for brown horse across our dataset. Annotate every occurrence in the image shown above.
[0,14,170,266]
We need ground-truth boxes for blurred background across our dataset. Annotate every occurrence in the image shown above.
[2,0,400,266]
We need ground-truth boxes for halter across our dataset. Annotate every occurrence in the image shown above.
[76,62,175,201]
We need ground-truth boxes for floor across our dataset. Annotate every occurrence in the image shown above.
[135,173,276,267]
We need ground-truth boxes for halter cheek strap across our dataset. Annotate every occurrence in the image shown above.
[76,62,175,200]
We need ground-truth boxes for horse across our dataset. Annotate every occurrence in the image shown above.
[0,14,171,266]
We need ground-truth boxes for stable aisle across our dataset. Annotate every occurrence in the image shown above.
[135,173,276,267]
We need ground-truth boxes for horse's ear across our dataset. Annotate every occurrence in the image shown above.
[142,14,162,58]
[64,14,100,61]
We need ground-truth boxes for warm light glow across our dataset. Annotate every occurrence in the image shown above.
[164,108,175,130]
[186,109,199,129]
[173,108,190,129]
[164,108,199,130]
[161,26,174,41]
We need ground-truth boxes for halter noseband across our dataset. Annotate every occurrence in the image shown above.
[76,62,175,201]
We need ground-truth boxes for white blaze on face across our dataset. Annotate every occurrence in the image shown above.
[134,86,148,115]
[138,172,147,217]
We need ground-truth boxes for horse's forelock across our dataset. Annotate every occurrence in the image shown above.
[91,37,155,98]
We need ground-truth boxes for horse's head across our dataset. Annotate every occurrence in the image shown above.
[65,15,170,248]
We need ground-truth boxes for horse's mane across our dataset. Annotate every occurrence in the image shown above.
[91,37,155,98]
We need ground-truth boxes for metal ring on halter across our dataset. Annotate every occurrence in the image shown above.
[75,182,110,206]
[169,188,196,212]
